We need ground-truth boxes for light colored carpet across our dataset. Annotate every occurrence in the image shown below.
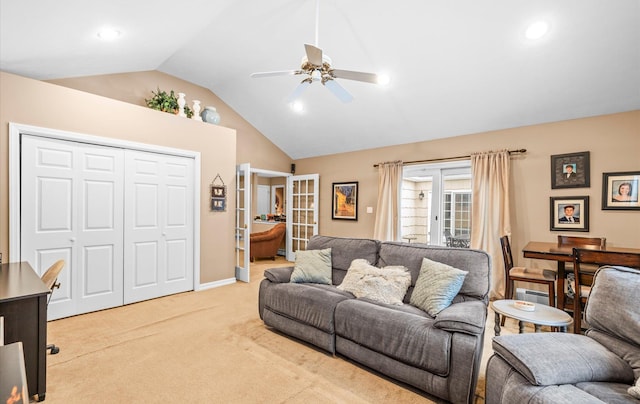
[44,257,520,403]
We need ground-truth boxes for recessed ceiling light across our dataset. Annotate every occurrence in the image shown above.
[97,28,121,40]
[290,101,304,113]
[525,21,549,40]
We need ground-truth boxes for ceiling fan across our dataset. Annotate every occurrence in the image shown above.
[250,0,383,104]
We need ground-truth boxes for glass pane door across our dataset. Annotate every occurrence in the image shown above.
[286,174,319,261]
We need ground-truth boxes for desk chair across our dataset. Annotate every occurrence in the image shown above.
[571,248,640,334]
[40,260,65,354]
[499,235,556,326]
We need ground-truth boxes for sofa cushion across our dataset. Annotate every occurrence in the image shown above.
[262,283,352,333]
[576,381,639,403]
[290,248,332,284]
[410,257,467,316]
[586,266,640,347]
[377,242,490,303]
[588,329,640,382]
[306,235,380,285]
[335,299,450,376]
[337,259,411,305]
[493,333,634,386]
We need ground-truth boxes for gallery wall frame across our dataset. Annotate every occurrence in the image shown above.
[332,181,358,220]
[551,151,590,189]
[550,196,589,232]
[602,171,640,210]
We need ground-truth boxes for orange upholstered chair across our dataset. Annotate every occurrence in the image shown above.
[250,223,286,262]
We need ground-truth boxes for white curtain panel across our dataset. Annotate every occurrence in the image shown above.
[373,161,403,241]
[471,150,510,299]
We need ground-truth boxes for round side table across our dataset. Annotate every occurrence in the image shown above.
[491,299,573,335]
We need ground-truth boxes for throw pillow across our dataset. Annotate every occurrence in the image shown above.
[629,377,640,399]
[337,259,411,305]
[290,248,332,284]
[410,257,468,316]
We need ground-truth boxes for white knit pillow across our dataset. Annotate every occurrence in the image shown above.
[629,377,640,399]
[337,259,411,305]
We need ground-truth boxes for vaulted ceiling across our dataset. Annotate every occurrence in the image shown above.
[1,1,638,159]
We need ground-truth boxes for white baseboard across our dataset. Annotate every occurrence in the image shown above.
[197,277,236,291]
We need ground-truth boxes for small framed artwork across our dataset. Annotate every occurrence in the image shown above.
[550,196,589,232]
[332,181,358,220]
[550,151,590,189]
[602,171,640,210]
[211,197,226,212]
[211,185,226,198]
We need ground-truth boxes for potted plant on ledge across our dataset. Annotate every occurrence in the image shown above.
[145,88,193,118]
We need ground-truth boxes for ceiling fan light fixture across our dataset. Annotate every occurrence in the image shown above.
[376,74,391,86]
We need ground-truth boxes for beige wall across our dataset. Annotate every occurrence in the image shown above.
[295,110,640,270]
[0,72,238,283]
[48,70,293,172]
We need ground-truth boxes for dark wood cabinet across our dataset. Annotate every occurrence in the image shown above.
[0,262,50,401]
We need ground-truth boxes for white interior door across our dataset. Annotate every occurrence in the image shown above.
[235,163,251,282]
[20,135,124,320]
[286,174,319,261]
[123,150,194,304]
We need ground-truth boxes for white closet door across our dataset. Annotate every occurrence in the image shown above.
[20,136,124,320]
[124,150,194,304]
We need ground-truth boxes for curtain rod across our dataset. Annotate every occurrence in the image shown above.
[373,149,527,168]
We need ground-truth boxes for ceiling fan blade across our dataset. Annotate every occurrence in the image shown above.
[251,70,301,78]
[304,44,323,66]
[286,81,311,103]
[324,79,353,103]
[331,69,379,84]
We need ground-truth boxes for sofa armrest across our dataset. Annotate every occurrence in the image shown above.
[493,333,634,386]
[263,266,294,283]
[433,300,486,335]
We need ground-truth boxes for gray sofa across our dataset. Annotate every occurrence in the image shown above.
[485,265,640,403]
[258,235,491,404]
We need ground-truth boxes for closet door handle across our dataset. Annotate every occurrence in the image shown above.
[70,237,76,242]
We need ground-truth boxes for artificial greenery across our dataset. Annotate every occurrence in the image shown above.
[145,87,193,118]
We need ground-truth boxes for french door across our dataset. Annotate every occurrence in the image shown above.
[401,162,471,245]
[286,174,319,261]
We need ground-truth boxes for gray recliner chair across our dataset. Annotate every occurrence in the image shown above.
[485,264,640,403]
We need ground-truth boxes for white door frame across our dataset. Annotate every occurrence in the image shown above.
[8,122,202,289]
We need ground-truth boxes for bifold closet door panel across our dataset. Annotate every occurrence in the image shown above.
[20,136,125,320]
[123,150,194,304]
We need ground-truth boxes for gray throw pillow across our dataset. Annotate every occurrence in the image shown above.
[290,248,332,284]
[410,257,467,316]
[337,259,411,305]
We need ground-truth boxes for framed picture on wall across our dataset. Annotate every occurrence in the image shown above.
[550,196,589,232]
[550,151,590,189]
[332,181,358,220]
[602,171,640,210]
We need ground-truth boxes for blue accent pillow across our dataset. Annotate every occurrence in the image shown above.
[290,248,332,284]
[410,257,467,316]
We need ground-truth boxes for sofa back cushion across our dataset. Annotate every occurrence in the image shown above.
[378,242,490,303]
[307,235,380,285]
[586,265,640,347]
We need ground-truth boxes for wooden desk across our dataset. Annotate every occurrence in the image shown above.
[522,242,640,310]
[0,262,50,401]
